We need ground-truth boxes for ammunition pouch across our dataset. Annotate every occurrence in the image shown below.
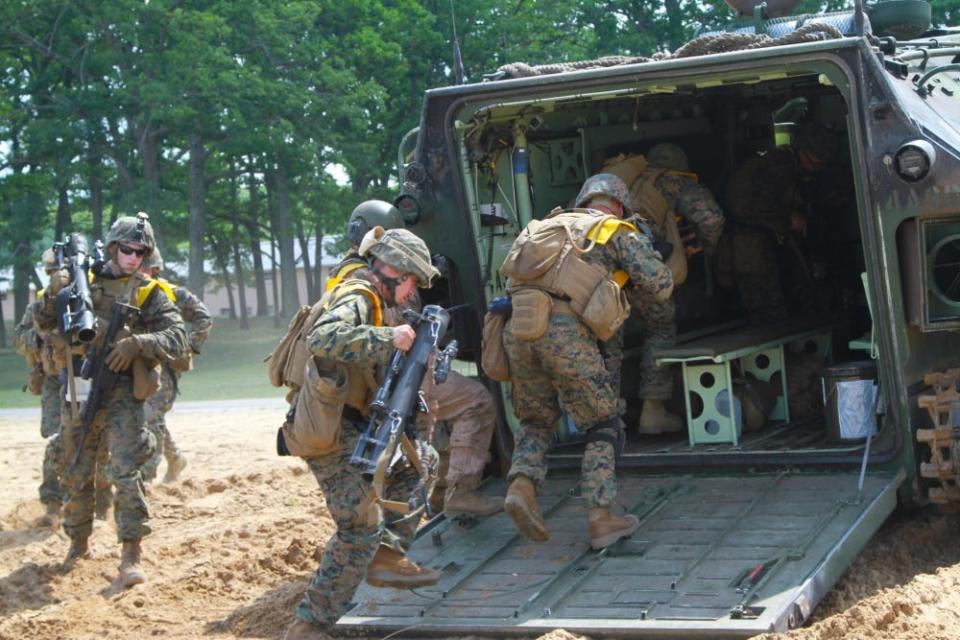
[508,289,552,341]
[585,416,626,456]
[132,356,162,401]
[281,359,350,457]
[169,352,194,373]
[481,311,511,381]
[579,277,630,342]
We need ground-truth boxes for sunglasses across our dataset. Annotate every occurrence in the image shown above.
[118,244,147,257]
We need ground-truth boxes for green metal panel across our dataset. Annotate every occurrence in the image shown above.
[337,469,903,638]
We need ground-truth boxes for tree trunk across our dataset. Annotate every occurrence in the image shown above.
[187,133,209,299]
[314,223,325,293]
[88,150,105,239]
[269,232,281,328]
[212,237,237,319]
[0,290,6,349]
[296,221,314,302]
[230,166,250,330]
[268,165,300,319]
[246,160,269,316]
[54,184,72,240]
[13,242,32,323]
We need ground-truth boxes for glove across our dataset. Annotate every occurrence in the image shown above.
[105,336,141,372]
[47,269,70,297]
[652,240,674,261]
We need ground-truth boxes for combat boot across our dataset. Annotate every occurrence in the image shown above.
[119,539,147,587]
[163,453,187,483]
[282,619,328,640]
[638,399,683,435]
[37,501,61,528]
[63,537,91,569]
[504,475,549,542]
[365,545,441,589]
[588,507,640,550]
[443,473,502,518]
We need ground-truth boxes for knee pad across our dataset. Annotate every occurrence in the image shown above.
[585,416,625,456]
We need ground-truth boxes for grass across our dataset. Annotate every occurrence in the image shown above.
[0,316,289,409]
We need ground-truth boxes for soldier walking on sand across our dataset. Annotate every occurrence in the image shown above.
[500,174,673,549]
[34,214,187,588]
[139,248,213,483]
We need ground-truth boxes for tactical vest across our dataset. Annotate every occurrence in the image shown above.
[501,209,635,340]
[630,168,688,285]
[90,273,176,346]
[268,278,383,412]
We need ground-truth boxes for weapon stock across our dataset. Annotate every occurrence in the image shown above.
[350,305,456,489]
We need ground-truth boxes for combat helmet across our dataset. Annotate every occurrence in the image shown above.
[574,173,632,215]
[141,246,164,273]
[792,122,838,163]
[359,226,440,288]
[40,248,59,274]
[647,143,689,172]
[105,212,156,256]
[347,200,404,247]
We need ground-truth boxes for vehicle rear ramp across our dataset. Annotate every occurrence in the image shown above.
[338,470,903,638]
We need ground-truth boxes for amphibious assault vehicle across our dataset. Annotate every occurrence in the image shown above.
[339,1,960,636]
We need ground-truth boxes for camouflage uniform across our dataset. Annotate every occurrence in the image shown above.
[293,281,423,628]
[142,282,212,481]
[725,148,802,323]
[504,211,673,508]
[626,169,724,401]
[34,266,187,544]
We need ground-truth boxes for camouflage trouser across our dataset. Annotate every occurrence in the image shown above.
[40,375,62,438]
[60,377,154,542]
[38,376,64,506]
[503,313,620,509]
[295,421,424,628]
[733,229,788,324]
[423,370,496,484]
[631,296,677,401]
[142,366,180,481]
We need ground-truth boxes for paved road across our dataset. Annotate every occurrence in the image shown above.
[0,396,287,419]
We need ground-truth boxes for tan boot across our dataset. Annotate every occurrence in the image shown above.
[163,453,187,483]
[504,475,549,542]
[37,501,61,528]
[365,545,441,589]
[588,507,640,550]
[282,618,328,640]
[63,537,91,569]
[443,473,503,518]
[638,400,683,435]
[119,539,147,587]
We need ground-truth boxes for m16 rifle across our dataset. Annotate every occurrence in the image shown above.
[350,304,458,515]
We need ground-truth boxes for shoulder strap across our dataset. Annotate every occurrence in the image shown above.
[135,277,176,307]
[325,260,365,293]
[328,278,383,327]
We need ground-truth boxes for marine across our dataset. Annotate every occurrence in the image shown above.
[139,248,213,483]
[500,173,673,550]
[625,143,725,434]
[332,201,502,519]
[282,226,441,640]
[34,213,188,588]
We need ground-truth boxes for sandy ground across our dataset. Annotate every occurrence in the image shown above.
[2,404,960,640]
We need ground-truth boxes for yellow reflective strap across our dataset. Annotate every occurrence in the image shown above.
[667,170,699,182]
[135,277,176,308]
[155,277,178,303]
[325,261,365,293]
[586,218,639,245]
[330,279,383,327]
[613,270,629,288]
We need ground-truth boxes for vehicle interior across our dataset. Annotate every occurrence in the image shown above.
[452,62,887,465]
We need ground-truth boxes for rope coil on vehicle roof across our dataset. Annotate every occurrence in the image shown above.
[492,22,843,79]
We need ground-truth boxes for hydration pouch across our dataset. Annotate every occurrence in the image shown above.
[282,359,350,457]
[508,289,552,341]
[481,311,511,382]
[581,278,630,341]
[500,219,566,280]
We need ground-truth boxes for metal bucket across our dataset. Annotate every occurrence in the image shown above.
[821,361,878,442]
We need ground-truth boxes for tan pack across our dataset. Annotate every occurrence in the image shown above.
[508,289,552,341]
[266,280,384,390]
[601,153,649,187]
[169,352,194,373]
[502,210,635,340]
[481,312,511,381]
[630,168,688,285]
[27,362,44,396]
[281,359,350,457]
[133,357,162,401]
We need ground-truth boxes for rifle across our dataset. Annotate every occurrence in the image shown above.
[350,304,458,515]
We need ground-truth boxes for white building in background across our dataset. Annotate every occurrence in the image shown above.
[0,235,346,324]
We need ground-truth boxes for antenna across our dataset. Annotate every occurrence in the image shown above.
[449,0,465,85]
